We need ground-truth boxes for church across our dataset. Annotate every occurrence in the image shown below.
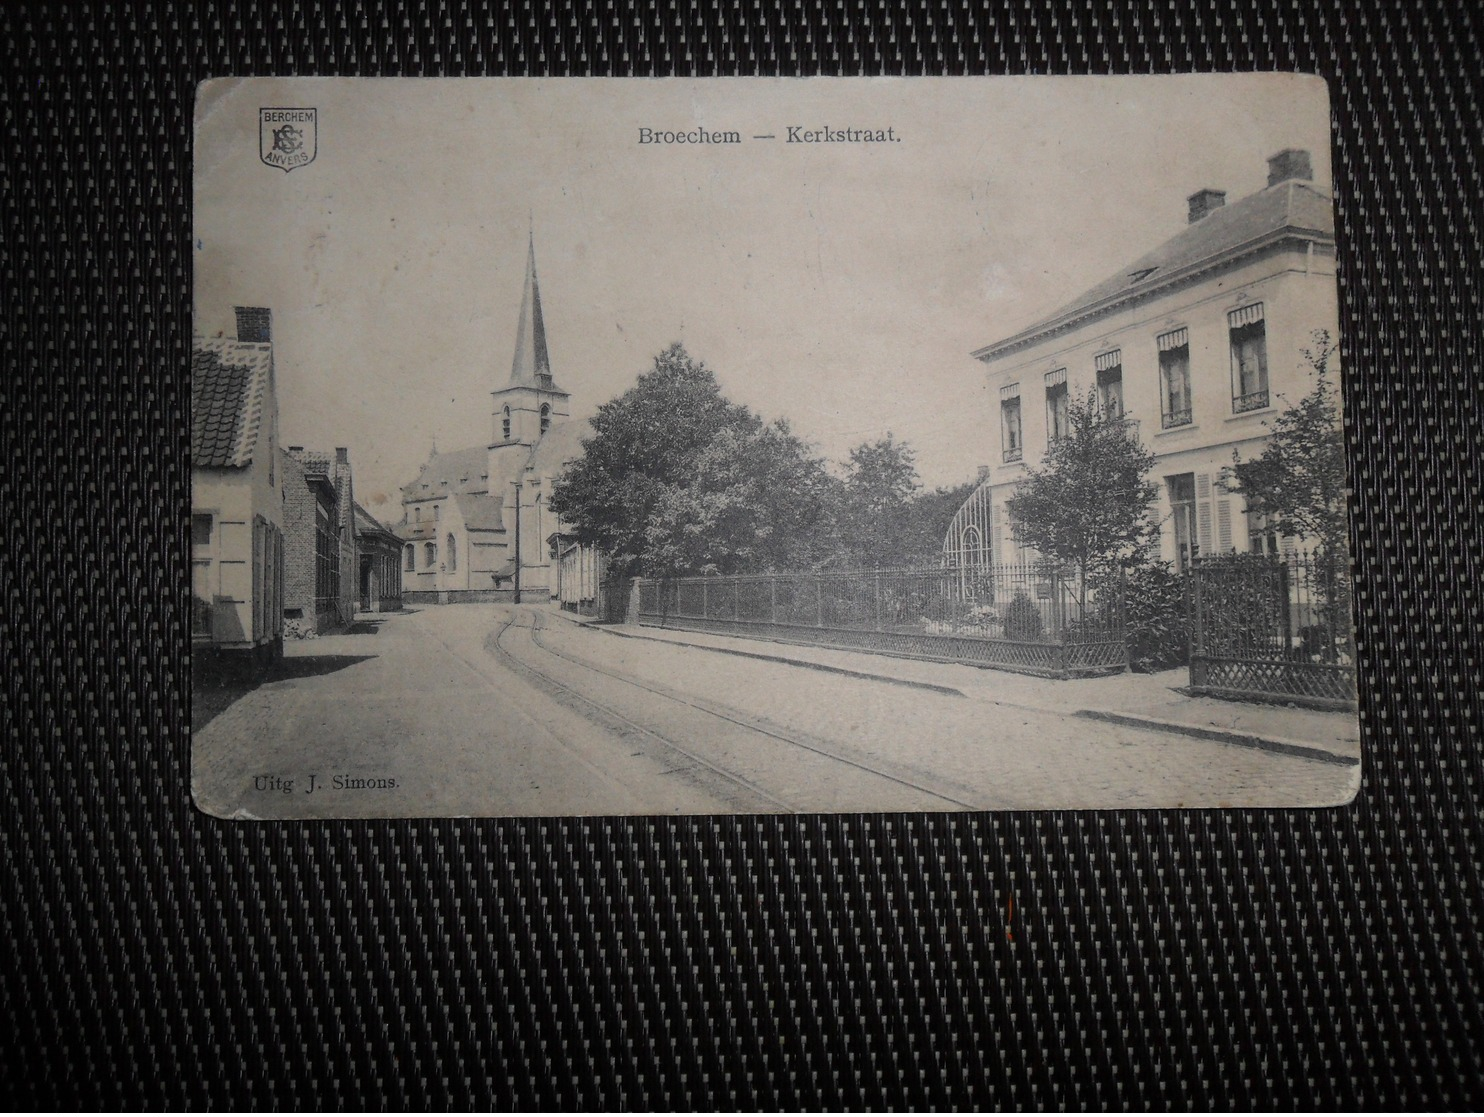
[397,235,593,605]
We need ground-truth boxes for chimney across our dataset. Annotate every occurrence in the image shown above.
[1187,188,1227,224]
[335,447,350,465]
[1266,148,1313,187]
[234,306,272,344]
[976,464,991,483]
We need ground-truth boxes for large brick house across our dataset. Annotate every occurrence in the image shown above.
[191,307,285,658]
[946,149,1339,572]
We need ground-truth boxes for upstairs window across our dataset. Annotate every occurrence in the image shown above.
[540,403,551,433]
[1229,304,1270,412]
[501,406,512,440]
[1095,350,1124,418]
[1000,384,1022,462]
[1158,328,1193,429]
[1045,368,1069,444]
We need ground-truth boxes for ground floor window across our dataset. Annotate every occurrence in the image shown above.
[1168,473,1197,571]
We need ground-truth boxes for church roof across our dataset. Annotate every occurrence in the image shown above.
[192,337,273,469]
[454,492,505,532]
[525,416,592,476]
[401,444,489,500]
[507,233,566,394]
[973,179,1335,361]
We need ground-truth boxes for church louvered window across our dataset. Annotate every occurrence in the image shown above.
[540,403,551,433]
[502,406,512,440]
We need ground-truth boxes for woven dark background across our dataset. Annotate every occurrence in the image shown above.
[3,0,1481,1108]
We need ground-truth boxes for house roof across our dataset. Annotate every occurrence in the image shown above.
[192,337,273,469]
[354,502,398,540]
[401,444,490,501]
[973,179,1336,361]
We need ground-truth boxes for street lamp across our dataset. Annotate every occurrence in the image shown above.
[510,479,522,605]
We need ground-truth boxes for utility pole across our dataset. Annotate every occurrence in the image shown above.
[511,479,523,605]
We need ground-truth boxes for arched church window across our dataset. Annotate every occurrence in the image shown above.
[425,541,436,568]
[446,533,456,572]
[540,403,551,433]
[502,406,511,440]
[404,543,414,572]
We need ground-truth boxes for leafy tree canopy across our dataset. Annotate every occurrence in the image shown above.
[1005,389,1159,586]
[549,343,832,576]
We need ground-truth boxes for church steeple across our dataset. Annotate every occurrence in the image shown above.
[508,231,559,392]
[492,228,570,450]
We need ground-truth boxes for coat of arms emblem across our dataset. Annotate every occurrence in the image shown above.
[259,107,317,172]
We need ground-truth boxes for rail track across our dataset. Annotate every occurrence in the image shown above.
[489,608,981,813]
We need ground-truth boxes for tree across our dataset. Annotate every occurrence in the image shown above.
[1227,331,1347,559]
[832,434,924,568]
[1005,389,1160,603]
[549,343,833,577]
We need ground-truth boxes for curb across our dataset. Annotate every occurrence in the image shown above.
[1074,709,1359,767]
[553,613,966,698]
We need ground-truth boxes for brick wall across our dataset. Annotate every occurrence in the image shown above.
[280,450,318,619]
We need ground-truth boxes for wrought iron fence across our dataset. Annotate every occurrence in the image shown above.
[1188,549,1356,708]
[635,563,1127,677]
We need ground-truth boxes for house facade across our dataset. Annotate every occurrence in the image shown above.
[397,233,597,604]
[191,307,285,658]
[356,503,404,613]
[281,446,359,634]
[947,149,1339,573]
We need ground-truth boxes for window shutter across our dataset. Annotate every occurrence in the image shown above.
[1196,473,1214,556]
[1217,497,1233,551]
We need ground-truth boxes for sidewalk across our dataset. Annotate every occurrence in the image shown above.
[552,611,1361,766]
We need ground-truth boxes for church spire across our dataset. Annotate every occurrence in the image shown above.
[508,231,556,391]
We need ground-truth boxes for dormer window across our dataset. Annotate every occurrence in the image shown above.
[502,406,511,440]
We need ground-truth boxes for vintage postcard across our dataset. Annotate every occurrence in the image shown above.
[192,75,1358,819]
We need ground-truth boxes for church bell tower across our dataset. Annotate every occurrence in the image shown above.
[491,232,570,451]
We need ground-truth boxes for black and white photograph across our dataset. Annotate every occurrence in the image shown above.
[191,75,1358,818]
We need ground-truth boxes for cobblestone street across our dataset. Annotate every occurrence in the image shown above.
[192,605,1359,819]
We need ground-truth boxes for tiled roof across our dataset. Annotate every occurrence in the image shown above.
[401,445,490,501]
[454,492,505,532]
[192,337,273,469]
[354,502,398,540]
[974,180,1335,360]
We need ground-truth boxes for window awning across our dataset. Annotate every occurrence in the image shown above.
[1044,367,1067,387]
[1157,327,1189,351]
[1094,350,1122,372]
[1228,302,1265,328]
[1000,383,1020,401]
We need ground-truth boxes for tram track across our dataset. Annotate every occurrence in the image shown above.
[494,608,981,812]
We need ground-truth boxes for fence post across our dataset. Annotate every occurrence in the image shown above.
[733,577,739,620]
[874,571,882,632]
[770,576,777,625]
[816,575,823,627]
[702,578,709,620]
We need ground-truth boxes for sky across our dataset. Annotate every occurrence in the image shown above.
[194,75,1333,517]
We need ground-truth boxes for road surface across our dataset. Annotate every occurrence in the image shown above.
[192,605,1355,818]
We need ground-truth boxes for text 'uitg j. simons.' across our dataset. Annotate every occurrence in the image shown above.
[637,125,900,145]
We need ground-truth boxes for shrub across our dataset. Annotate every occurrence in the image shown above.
[1002,591,1043,641]
[1113,560,1190,672]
